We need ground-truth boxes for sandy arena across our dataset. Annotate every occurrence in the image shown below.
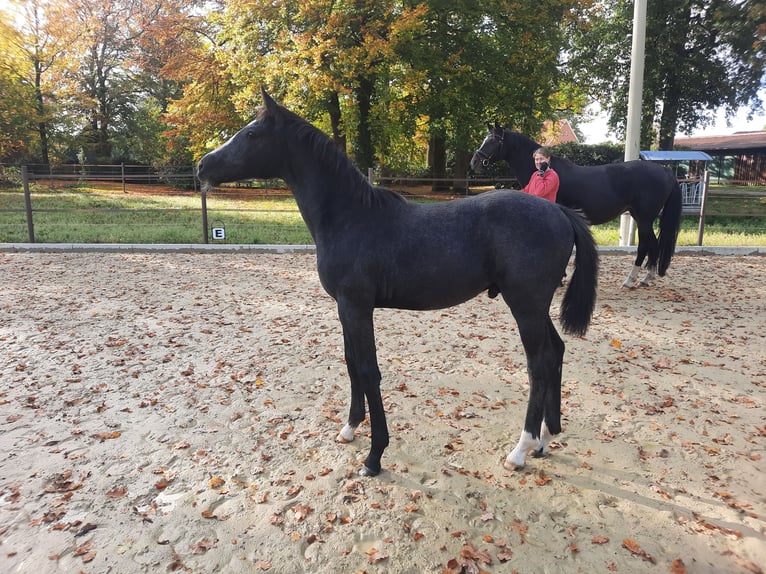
[0,251,764,573]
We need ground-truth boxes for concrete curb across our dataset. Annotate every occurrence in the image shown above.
[0,243,764,256]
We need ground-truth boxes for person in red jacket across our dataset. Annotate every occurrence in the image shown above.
[521,147,559,202]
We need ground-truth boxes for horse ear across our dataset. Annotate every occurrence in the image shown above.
[261,87,278,113]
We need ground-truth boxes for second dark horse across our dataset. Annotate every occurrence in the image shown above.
[471,126,682,287]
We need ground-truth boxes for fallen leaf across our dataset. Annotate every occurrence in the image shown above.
[209,477,225,489]
[106,486,127,498]
[622,539,655,563]
[91,431,121,441]
[591,536,609,544]
[190,538,216,554]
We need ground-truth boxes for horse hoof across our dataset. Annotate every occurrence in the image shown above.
[532,447,547,458]
[359,465,380,477]
[504,451,526,470]
[337,424,356,443]
[503,458,524,471]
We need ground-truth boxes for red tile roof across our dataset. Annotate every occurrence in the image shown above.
[541,120,579,146]
[675,131,766,151]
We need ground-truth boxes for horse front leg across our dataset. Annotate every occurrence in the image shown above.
[622,265,641,288]
[336,367,365,444]
[336,299,389,477]
[629,224,660,287]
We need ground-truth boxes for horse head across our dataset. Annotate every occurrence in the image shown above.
[470,124,507,173]
[197,88,285,188]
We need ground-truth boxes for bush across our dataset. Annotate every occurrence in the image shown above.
[551,142,624,166]
[0,165,23,188]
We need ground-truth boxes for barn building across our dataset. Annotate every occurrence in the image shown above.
[674,131,766,186]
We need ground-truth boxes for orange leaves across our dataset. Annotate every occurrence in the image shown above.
[73,540,96,563]
[289,503,313,523]
[208,476,225,489]
[622,538,655,563]
[105,485,127,498]
[44,470,82,494]
[444,542,493,573]
[190,538,217,554]
[90,430,121,441]
[591,535,609,544]
[365,547,388,564]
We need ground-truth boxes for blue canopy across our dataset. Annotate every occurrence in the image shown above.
[639,150,713,161]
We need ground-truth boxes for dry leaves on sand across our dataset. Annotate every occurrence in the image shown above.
[622,539,655,563]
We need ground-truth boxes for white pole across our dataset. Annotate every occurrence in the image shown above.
[619,0,647,246]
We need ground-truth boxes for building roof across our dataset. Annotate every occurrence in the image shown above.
[541,120,579,146]
[675,131,766,151]
[640,150,713,161]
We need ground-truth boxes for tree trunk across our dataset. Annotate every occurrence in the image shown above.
[657,4,691,150]
[326,91,347,151]
[353,77,375,172]
[452,149,470,193]
[428,133,447,192]
[34,64,49,165]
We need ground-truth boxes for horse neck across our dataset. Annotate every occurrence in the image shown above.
[504,130,538,181]
[281,142,374,236]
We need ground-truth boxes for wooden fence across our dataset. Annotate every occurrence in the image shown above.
[1,164,760,246]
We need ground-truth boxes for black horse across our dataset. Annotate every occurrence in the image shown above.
[470,126,682,287]
[197,90,598,476]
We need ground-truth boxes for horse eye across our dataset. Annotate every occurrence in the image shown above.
[246,131,255,139]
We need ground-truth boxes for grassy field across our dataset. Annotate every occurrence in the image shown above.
[0,183,764,246]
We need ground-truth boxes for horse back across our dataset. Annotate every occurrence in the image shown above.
[555,160,674,225]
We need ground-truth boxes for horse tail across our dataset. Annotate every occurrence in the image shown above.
[559,207,599,337]
[657,176,682,276]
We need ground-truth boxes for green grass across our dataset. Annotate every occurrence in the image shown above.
[1,184,764,246]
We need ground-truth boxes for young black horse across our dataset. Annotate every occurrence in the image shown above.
[470,126,682,287]
[197,89,599,476]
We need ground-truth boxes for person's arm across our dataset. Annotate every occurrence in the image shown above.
[538,170,559,199]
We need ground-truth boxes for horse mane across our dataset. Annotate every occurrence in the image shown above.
[260,105,406,208]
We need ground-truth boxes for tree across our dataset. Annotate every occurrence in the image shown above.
[568,0,766,149]
[395,0,588,187]
[0,0,67,164]
[210,0,413,173]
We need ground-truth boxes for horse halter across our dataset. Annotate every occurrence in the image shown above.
[475,130,505,167]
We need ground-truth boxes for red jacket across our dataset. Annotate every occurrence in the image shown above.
[522,168,559,202]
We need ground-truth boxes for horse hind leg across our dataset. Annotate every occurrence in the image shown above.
[639,267,657,287]
[534,320,565,458]
[637,224,660,287]
[504,309,564,470]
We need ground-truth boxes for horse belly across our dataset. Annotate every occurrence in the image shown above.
[376,255,490,311]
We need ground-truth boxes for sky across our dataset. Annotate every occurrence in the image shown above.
[578,93,766,144]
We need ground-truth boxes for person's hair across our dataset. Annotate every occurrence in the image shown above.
[532,147,552,159]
